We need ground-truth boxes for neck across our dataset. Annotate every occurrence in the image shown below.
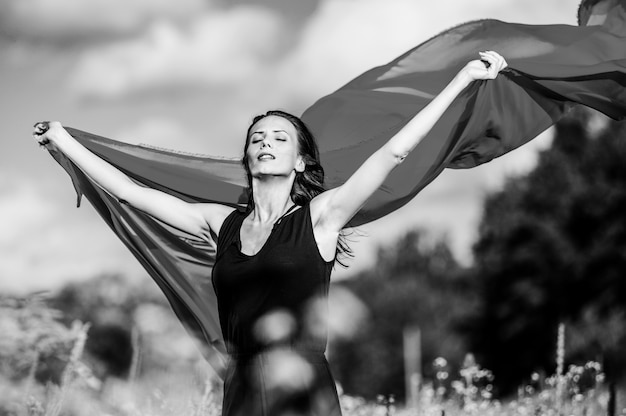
[250,176,296,223]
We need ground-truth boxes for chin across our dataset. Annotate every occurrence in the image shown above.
[253,168,294,179]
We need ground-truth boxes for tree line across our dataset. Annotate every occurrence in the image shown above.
[332,109,626,398]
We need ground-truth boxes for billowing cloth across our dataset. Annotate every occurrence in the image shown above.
[46,0,626,376]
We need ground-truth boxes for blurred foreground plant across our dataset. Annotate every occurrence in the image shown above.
[0,294,98,416]
[408,352,615,416]
[0,294,81,384]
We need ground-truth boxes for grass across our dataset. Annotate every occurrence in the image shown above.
[1,297,623,416]
[3,350,623,416]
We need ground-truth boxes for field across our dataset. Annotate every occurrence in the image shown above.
[1,340,620,416]
[1,296,623,416]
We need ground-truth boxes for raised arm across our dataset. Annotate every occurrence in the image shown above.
[33,122,234,241]
[312,51,508,232]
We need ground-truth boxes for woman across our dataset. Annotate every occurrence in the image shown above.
[33,51,507,415]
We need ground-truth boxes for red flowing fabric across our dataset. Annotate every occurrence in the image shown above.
[46,0,626,375]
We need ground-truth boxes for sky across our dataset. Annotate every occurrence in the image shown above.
[0,0,581,294]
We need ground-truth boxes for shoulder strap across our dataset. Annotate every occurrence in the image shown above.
[215,208,245,260]
[274,203,299,226]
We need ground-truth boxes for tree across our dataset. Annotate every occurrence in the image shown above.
[330,230,474,400]
[466,109,626,394]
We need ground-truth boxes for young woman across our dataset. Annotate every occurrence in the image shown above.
[33,51,507,415]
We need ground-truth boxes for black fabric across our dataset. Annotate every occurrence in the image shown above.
[212,203,332,355]
[222,349,341,416]
[212,203,339,415]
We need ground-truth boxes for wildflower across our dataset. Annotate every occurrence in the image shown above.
[433,357,448,368]
[451,380,465,394]
[585,361,601,372]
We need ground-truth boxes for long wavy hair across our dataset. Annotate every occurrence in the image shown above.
[242,110,352,266]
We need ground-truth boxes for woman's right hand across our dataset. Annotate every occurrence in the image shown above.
[31,119,234,243]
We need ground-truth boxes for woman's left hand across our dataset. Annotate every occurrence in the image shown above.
[462,51,508,81]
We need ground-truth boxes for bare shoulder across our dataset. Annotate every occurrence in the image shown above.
[196,203,237,237]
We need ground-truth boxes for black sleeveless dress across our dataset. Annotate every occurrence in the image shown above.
[212,203,342,416]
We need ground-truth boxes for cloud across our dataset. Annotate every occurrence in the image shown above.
[271,0,577,108]
[273,0,430,105]
[64,0,467,102]
[240,0,577,112]
[68,6,283,99]
[0,179,54,245]
[0,176,143,294]
[0,0,208,44]
[64,0,575,104]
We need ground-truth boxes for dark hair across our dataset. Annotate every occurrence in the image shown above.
[242,110,352,266]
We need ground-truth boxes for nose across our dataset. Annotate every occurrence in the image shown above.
[261,138,272,148]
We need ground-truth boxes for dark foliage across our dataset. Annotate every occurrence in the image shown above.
[86,324,133,377]
[0,295,76,385]
[49,273,165,379]
[330,230,474,400]
[466,109,626,394]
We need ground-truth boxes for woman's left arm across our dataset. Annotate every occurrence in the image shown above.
[313,51,507,231]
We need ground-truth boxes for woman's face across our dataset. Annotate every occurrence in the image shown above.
[246,115,305,179]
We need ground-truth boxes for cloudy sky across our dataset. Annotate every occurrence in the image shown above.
[0,0,580,294]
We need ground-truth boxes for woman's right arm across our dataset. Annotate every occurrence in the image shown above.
[34,122,234,242]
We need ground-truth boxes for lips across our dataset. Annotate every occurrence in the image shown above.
[257,152,275,160]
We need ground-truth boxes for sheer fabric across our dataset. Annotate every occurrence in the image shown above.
[46,0,626,375]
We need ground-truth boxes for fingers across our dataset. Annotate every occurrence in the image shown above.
[33,121,50,136]
[32,121,51,146]
[478,51,507,79]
